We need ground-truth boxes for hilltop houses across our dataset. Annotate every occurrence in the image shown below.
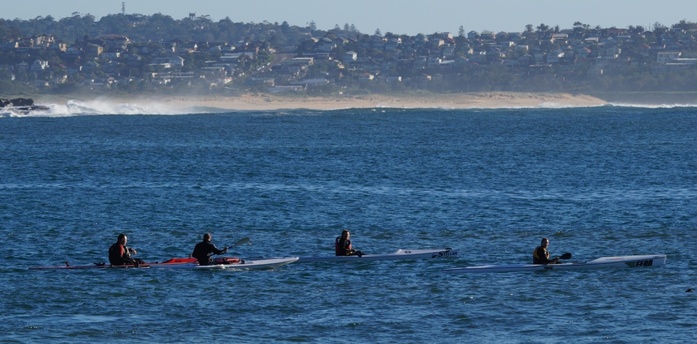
[3,19,697,94]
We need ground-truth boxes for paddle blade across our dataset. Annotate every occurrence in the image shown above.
[231,237,250,248]
[559,252,572,260]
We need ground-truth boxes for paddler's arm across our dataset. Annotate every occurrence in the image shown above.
[212,245,227,255]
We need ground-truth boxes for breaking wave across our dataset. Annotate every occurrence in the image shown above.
[1,99,219,117]
[606,102,697,109]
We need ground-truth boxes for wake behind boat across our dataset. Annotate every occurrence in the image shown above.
[297,248,459,263]
[444,254,666,274]
[29,256,299,270]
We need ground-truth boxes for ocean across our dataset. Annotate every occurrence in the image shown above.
[1,103,695,343]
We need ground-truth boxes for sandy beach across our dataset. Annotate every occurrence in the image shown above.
[34,92,608,112]
[159,92,608,111]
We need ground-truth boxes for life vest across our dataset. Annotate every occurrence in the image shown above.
[335,237,351,256]
[532,246,549,264]
[109,243,132,265]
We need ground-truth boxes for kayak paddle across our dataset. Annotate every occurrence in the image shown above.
[557,252,572,260]
[226,237,250,250]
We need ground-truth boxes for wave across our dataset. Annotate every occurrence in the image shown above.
[1,99,219,117]
[5,98,697,117]
[605,102,697,109]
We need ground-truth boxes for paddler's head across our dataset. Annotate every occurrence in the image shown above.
[541,238,549,248]
[118,233,128,245]
[203,233,212,242]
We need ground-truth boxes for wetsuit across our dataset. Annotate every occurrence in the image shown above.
[192,241,226,265]
[335,237,362,256]
[109,243,135,266]
[533,246,556,264]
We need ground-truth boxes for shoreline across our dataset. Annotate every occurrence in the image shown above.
[26,91,697,112]
[32,92,609,111]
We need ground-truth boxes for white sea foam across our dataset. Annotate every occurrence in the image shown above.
[606,102,697,109]
[2,99,210,117]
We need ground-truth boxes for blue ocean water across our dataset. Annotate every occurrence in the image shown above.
[1,104,696,343]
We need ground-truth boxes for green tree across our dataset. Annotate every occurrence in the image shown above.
[536,23,550,33]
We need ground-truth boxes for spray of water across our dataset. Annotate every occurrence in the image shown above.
[1,99,219,117]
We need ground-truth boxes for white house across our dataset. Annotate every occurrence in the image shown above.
[31,59,49,71]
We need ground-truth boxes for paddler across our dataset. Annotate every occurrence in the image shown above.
[192,233,228,265]
[532,237,560,264]
[108,233,139,266]
[335,229,363,257]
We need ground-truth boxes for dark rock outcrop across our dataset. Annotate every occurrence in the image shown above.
[0,97,49,112]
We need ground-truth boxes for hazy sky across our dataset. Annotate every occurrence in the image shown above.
[3,0,697,35]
